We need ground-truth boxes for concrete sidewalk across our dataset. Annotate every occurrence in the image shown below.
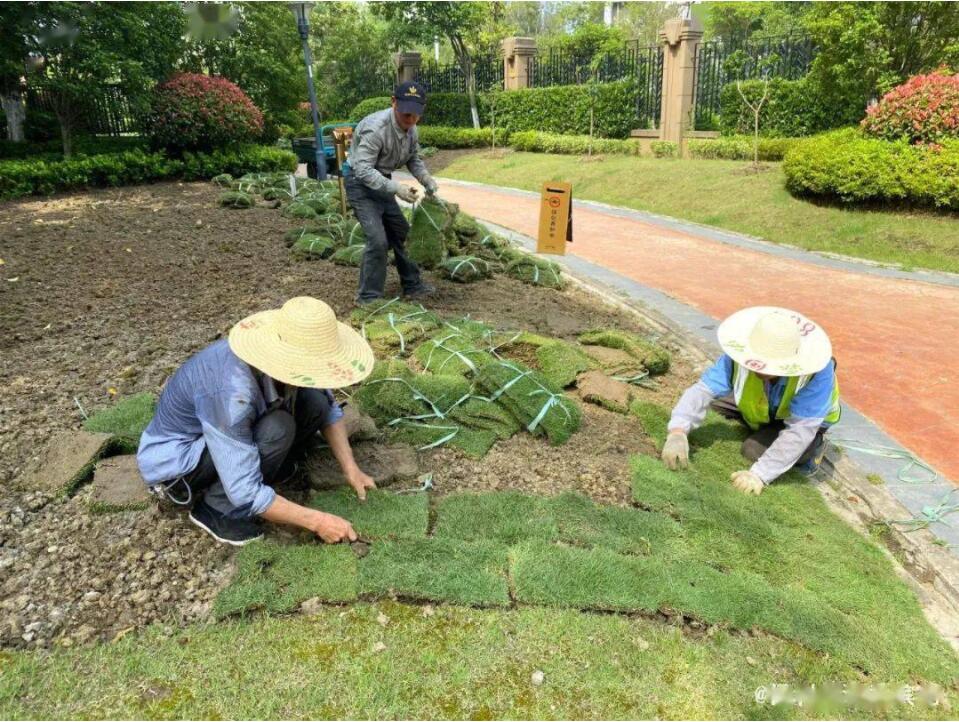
[432,176,959,489]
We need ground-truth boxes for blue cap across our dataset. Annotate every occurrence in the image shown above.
[393,81,427,115]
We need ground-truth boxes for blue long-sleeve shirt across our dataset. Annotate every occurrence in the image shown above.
[137,339,342,516]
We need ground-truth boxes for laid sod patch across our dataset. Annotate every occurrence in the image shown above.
[579,329,671,375]
[548,492,682,556]
[358,538,511,607]
[18,430,117,496]
[629,398,670,449]
[214,540,357,618]
[82,392,156,453]
[535,341,593,388]
[433,491,558,545]
[309,488,428,541]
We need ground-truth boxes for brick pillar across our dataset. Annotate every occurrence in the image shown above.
[501,37,537,90]
[658,17,704,145]
[394,52,422,84]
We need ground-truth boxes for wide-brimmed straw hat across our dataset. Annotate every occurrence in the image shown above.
[229,297,374,389]
[717,306,832,377]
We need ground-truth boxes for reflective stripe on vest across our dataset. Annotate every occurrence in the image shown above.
[730,362,840,430]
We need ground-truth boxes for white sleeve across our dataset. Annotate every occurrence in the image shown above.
[667,381,717,434]
[750,416,823,484]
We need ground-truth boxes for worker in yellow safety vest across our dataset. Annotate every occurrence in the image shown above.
[662,306,840,495]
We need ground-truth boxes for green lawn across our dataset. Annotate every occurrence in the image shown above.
[438,152,959,275]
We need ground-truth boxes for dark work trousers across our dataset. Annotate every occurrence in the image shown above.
[345,175,423,301]
[710,396,827,466]
[163,388,333,518]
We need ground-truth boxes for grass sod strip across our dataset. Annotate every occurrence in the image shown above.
[350,299,441,355]
[407,199,455,269]
[213,540,357,618]
[308,488,428,541]
[330,243,365,267]
[452,211,484,240]
[475,359,582,445]
[211,173,232,187]
[439,255,492,283]
[433,491,559,545]
[578,329,671,375]
[218,191,254,209]
[535,341,594,388]
[281,201,319,220]
[290,234,338,260]
[412,332,495,377]
[83,392,156,454]
[358,537,511,607]
[505,255,564,289]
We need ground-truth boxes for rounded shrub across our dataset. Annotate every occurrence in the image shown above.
[783,128,959,209]
[861,68,959,145]
[147,73,265,153]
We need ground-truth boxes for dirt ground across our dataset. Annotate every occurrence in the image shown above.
[0,180,699,650]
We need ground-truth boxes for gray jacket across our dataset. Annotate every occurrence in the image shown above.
[348,108,436,195]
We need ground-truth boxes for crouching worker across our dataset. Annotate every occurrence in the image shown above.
[137,297,377,545]
[343,80,439,305]
[662,306,840,495]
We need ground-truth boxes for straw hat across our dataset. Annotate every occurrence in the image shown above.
[229,297,374,389]
[717,306,832,377]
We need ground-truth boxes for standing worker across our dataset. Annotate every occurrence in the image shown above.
[343,81,439,305]
[661,307,840,494]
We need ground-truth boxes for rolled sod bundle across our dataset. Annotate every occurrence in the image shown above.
[439,255,492,284]
[297,193,333,214]
[211,173,233,187]
[452,212,483,242]
[283,225,323,247]
[218,191,254,209]
[505,256,564,289]
[407,199,456,269]
[578,329,671,376]
[262,187,294,202]
[291,234,338,259]
[353,360,499,457]
[331,243,365,267]
[344,219,367,246]
[475,359,582,446]
[282,201,318,220]
[413,331,495,377]
[351,299,440,355]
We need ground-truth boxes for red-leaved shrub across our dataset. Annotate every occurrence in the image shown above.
[861,68,959,145]
[147,73,264,152]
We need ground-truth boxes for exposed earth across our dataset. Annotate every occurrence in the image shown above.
[0,180,699,650]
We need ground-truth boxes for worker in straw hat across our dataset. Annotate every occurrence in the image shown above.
[137,297,376,546]
[662,307,840,494]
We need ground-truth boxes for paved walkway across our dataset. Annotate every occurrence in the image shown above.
[432,177,959,485]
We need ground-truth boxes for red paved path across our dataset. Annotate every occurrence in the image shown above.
[435,179,959,483]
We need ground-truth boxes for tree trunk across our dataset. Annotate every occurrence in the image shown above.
[56,109,73,158]
[451,35,480,130]
[1,90,26,142]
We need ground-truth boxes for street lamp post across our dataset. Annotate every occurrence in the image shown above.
[289,2,327,180]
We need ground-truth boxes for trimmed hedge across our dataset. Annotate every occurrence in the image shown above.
[650,141,677,158]
[0,145,296,200]
[687,135,801,161]
[0,135,147,160]
[418,126,509,149]
[720,77,863,138]
[350,81,640,139]
[783,128,959,210]
[509,131,640,155]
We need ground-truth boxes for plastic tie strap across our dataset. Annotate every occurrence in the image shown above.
[830,437,938,484]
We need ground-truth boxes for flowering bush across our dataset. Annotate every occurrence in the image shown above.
[861,68,959,145]
[147,73,264,152]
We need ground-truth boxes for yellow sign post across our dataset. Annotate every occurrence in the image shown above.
[537,181,572,255]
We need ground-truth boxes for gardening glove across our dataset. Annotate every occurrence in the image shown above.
[661,431,689,470]
[424,181,439,200]
[396,185,421,204]
[730,470,765,496]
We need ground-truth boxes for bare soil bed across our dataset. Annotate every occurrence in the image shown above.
[0,180,698,650]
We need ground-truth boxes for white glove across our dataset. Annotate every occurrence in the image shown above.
[730,470,764,495]
[396,185,420,204]
[661,431,689,470]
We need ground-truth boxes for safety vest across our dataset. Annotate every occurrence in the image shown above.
[730,361,841,431]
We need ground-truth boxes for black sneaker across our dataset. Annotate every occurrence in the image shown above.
[403,283,436,300]
[189,499,263,546]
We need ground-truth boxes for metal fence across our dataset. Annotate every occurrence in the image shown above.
[693,33,817,130]
[526,44,663,128]
[28,85,141,135]
[416,54,504,94]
